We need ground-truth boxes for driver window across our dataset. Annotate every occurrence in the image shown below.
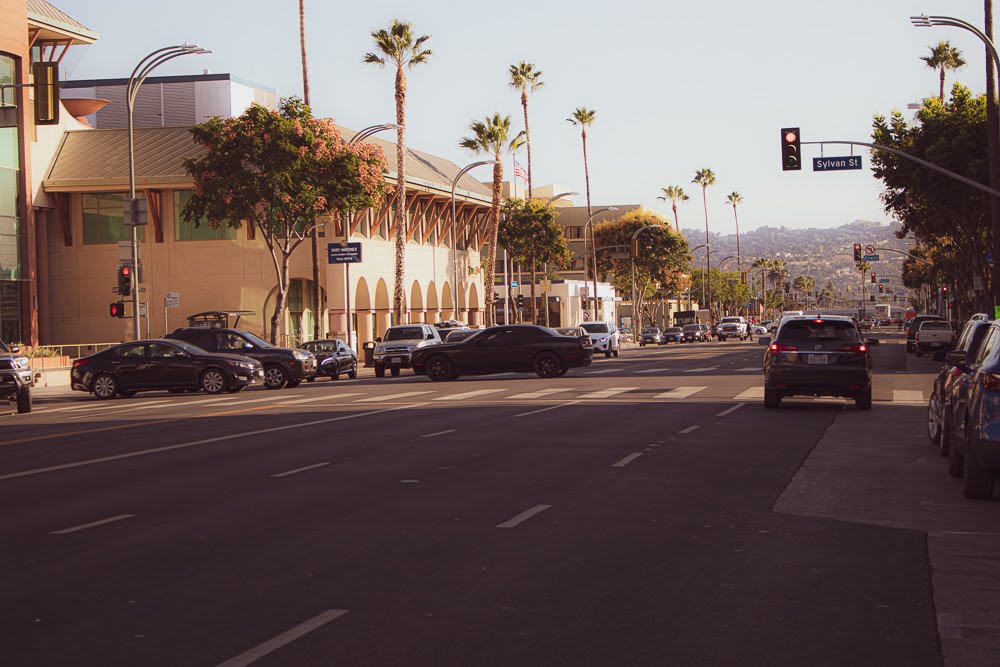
[149,343,183,359]
[217,332,248,351]
[116,344,146,358]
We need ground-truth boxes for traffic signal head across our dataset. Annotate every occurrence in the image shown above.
[781,127,801,171]
[853,244,862,262]
[109,301,125,318]
[871,272,876,283]
[878,284,884,293]
[118,264,133,297]
[941,285,949,294]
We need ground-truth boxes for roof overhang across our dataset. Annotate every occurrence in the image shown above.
[28,0,99,47]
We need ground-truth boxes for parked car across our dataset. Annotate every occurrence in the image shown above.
[906,315,944,353]
[681,323,707,343]
[71,339,263,399]
[638,326,664,347]
[411,324,592,381]
[750,324,768,336]
[580,321,621,358]
[555,326,589,340]
[0,341,33,413]
[914,320,956,357]
[373,323,443,377]
[166,327,315,389]
[927,319,991,462]
[946,320,1000,498]
[760,316,879,409]
[300,339,358,381]
[718,316,748,341]
[661,327,684,344]
[444,328,478,344]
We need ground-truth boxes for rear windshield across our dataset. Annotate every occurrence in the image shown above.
[682,325,700,332]
[720,318,741,323]
[664,328,682,333]
[778,320,859,342]
[582,323,609,333]
[920,321,952,331]
[384,327,426,341]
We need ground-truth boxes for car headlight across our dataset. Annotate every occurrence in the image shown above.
[14,357,29,369]
[292,350,310,360]
[599,337,608,342]
[375,345,385,355]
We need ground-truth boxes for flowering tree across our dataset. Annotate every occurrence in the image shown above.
[183,98,388,343]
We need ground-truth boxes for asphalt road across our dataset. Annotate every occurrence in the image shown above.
[0,338,950,665]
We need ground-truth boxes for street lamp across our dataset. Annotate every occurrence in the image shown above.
[717,255,735,271]
[126,44,210,340]
[452,161,499,326]
[629,224,661,328]
[337,124,403,351]
[585,207,618,322]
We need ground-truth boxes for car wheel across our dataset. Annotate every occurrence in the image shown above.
[348,364,358,379]
[613,348,620,358]
[390,366,401,377]
[286,379,302,389]
[306,377,316,383]
[92,374,118,400]
[927,397,942,445]
[639,343,644,347]
[962,446,995,499]
[939,409,953,457]
[16,387,31,414]
[948,437,965,478]
[915,350,923,358]
[263,365,288,390]
[720,336,726,342]
[374,363,385,378]
[200,368,228,394]
[764,387,781,409]
[855,389,873,411]
[534,351,563,378]
[425,355,455,382]
[604,350,612,358]
[331,365,341,381]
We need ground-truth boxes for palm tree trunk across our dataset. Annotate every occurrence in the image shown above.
[299,0,322,340]
[986,0,1000,309]
[393,67,408,325]
[522,91,532,199]
[702,186,711,320]
[672,201,680,234]
[270,253,292,345]
[529,261,537,324]
[939,66,946,102]
[581,129,598,320]
[484,159,504,326]
[733,205,741,273]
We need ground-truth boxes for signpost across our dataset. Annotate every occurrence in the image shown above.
[864,254,880,262]
[327,242,362,264]
[813,156,862,171]
[163,291,180,337]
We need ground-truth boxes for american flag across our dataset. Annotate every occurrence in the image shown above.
[513,159,528,184]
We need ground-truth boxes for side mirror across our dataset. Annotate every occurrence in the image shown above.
[758,336,772,346]
[865,338,880,347]
[10,346,19,354]
[242,342,254,350]
[376,337,382,343]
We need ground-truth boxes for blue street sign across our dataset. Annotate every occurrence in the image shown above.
[813,155,862,171]
[878,278,890,284]
[327,242,362,264]
[863,254,880,262]
[511,281,518,288]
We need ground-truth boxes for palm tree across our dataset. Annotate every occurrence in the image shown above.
[460,114,524,325]
[568,107,598,316]
[921,40,966,102]
[657,186,689,234]
[298,0,323,341]
[725,191,743,273]
[365,20,433,325]
[692,168,716,318]
[509,62,544,199]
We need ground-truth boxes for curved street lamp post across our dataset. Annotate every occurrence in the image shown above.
[452,161,500,326]
[629,225,661,328]
[585,207,618,322]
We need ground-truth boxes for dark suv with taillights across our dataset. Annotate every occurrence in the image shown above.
[760,316,879,410]
[166,328,315,389]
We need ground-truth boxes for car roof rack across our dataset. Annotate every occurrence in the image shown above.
[186,310,257,329]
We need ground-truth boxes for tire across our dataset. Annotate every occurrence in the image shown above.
[915,351,923,358]
[939,410,952,457]
[286,379,302,389]
[855,390,873,411]
[962,446,995,499]
[348,364,358,379]
[534,351,563,378]
[374,364,385,378]
[613,348,620,358]
[927,396,942,445]
[948,439,965,478]
[604,350,612,358]
[16,387,31,414]
[306,377,316,383]
[720,336,726,342]
[390,366,401,377]
[263,365,288,390]
[200,368,228,394]
[639,343,645,347]
[764,387,781,409]
[92,374,118,400]
[330,364,341,381]
[425,355,455,382]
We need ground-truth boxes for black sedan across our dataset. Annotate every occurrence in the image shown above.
[300,339,358,380]
[411,324,593,381]
[661,327,683,344]
[681,324,706,343]
[760,316,878,409]
[71,339,263,399]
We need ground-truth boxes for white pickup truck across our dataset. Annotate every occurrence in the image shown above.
[718,316,748,341]
[914,320,956,357]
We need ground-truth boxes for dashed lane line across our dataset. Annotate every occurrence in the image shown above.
[683,366,720,373]
[290,394,365,405]
[421,429,456,438]
[734,387,765,400]
[612,453,643,468]
[354,391,431,403]
[497,504,552,529]
[678,425,700,434]
[507,388,574,400]
[51,514,134,535]
[634,368,671,374]
[577,387,638,400]
[514,401,581,418]
[216,609,350,667]
[271,462,331,478]
[716,402,747,417]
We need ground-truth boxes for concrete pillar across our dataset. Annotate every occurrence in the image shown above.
[357,311,374,345]
[376,310,391,338]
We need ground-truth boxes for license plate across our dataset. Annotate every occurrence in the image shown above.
[391,357,402,364]
[930,343,940,348]
[808,354,828,365]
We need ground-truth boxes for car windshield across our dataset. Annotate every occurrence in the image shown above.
[920,321,952,331]
[664,328,682,333]
[642,328,659,334]
[384,327,426,341]
[779,320,859,342]
[0,341,7,353]
[241,331,272,348]
[720,318,740,323]
[581,323,609,334]
[303,341,337,352]
[683,325,700,332]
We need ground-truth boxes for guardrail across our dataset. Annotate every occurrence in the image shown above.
[26,342,119,360]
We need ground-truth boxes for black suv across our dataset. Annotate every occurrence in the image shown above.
[166,328,316,389]
[0,341,32,413]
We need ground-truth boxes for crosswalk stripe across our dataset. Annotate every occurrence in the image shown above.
[684,366,720,373]
[734,387,765,400]
[634,368,670,374]
[654,386,706,399]
[583,368,616,375]
[893,389,924,403]
[507,388,574,400]
[433,389,506,401]
[577,387,637,399]
[292,393,365,404]
[229,394,304,406]
[735,367,760,372]
[354,391,431,403]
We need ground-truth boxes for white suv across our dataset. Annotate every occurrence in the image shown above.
[581,321,621,358]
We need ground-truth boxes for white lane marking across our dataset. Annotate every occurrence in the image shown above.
[583,368,616,375]
[684,366,720,373]
[678,425,700,434]
[0,404,426,482]
[736,367,760,372]
[507,388,574,400]
[66,400,177,420]
[216,609,349,667]
[181,396,251,406]
[354,391,431,403]
[514,401,580,417]
[51,513,134,535]
[56,402,133,414]
[734,387,765,400]
[421,429,456,438]
[291,394,364,405]
[612,452,643,467]
[893,390,924,403]
[577,387,638,399]
[634,368,671,373]
[232,394,304,406]
[432,389,505,401]
[716,402,747,417]
[271,462,330,478]
[654,386,706,400]
[497,504,551,529]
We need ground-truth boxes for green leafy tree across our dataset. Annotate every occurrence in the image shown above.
[498,198,572,323]
[460,114,524,324]
[183,98,388,343]
[365,20,432,323]
[921,40,966,102]
[657,185,689,234]
[509,62,544,199]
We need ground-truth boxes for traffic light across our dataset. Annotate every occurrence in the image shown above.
[781,127,801,171]
[870,272,876,284]
[878,284,884,294]
[941,285,949,295]
[118,264,133,297]
[853,243,862,262]
[516,294,525,309]
[109,301,125,318]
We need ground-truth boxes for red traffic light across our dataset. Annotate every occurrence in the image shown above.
[120,266,130,276]
[109,301,125,318]
[784,131,798,143]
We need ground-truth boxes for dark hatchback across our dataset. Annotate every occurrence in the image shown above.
[71,339,264,399]
[760,316,879,409]
[166,328,316,389]
[411,324,593,381]
[300,339,358,380]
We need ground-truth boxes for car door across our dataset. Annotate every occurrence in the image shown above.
[955,326,1000,444]
[463,328,515,372]
[113,343,150,389]
[148,342,198,388]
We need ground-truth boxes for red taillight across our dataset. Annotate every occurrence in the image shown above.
[72,359,86,368]
[840,343,867,355]
[915,333,920,342]
[770,343,798,352]
[981,372,1000,392]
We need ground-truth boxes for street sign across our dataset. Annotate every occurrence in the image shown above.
[974,276,984,291]
[138,302,147,317]
[579,287,589,297]
[164,291,180,308]
[582,309,591,321]
[327,242,362,264]
[864,244,876,256]
[511,280,518,288]
[813,155,862,171]
[123,197,148,226]
[878,278,890,284]
[540,279,551,293]
[610,251,630,260]
[863,254,880,262]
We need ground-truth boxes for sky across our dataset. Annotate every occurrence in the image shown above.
[52,0,998,236]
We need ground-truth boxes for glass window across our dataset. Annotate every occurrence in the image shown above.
[778,320,859,342]
[83,193,144,244]
[216,332,250,351]
[0,216,18,280]
[384,326,425,341]
[174,190,236,241]
[974,327,1000,365]
[149,342,186,358]
[115,344,147,358]
[0,280,19,342]
[581,323,609,334]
